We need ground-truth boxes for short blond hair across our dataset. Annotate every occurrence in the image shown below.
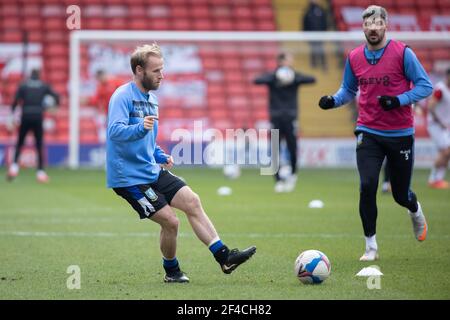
[130,43,162,74]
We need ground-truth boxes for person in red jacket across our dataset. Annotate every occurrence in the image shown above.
[90,70,122,143]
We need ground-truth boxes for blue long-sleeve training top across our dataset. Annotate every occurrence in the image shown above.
[106,81,169,188]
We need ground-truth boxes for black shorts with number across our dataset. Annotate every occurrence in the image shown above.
[113,170,186,219]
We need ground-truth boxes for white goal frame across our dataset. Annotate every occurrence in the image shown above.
[69,30,450,169]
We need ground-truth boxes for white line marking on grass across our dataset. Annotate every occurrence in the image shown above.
[0,231,448,239]
[0,217,128,224]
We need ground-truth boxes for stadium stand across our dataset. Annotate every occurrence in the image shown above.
[0,0,449,147]
[0,0,277,145]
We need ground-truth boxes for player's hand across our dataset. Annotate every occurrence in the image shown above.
[143,115,158,130]
[318,95,335,110]
[161,155,174,170]
[378,95,400,111]
[6,114,15,132]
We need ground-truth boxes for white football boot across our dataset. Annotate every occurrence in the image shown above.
[408,202,428,241]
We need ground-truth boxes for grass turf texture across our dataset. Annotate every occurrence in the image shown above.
[0,168,449,299]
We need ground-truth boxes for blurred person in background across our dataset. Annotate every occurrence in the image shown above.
[381,159,391,193]
[381,160,391,193]
[302,0,328,71]
[318,5,433,261]
[254,52,316,193]
[6,68,59,183]
[426,68,450,189]
[90,69,122,144]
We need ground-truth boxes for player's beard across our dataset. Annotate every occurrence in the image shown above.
[141,71,160,91]
[365,29,385,46]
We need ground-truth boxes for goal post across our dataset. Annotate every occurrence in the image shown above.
[69,30,450,169]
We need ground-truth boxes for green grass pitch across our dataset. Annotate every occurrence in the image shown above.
[0,167,449,299]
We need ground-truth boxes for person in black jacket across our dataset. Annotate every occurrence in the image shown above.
[254,52,316,192]
[302,0,328,71]
[6,69,59,183]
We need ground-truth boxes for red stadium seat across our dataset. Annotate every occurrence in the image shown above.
[44,31,67,42]
[257,20,276,31]
[162,108,184,118]
[128,6,147,17]
[0,0,278,138]
[421,60,433,73]
[192,6,210,19]
[228,95,249,109]
[28,31,43,42]
[431,48,450,60]
[3,30,23,42]
[251,0,272,6]
[41,4,65,17]
[211,6,231,18]
[85,18,106,29]
[224,71,244,83]
[413,48,431,63]
[235,20,256,31]
[83,5,104,18]
[203,57,220,69]
[213,20,234,31]
[234,6,253,19]
[46,44,68,57]
[123,0,146,4]
[23,17,42,30]
[172,19,192,30]
[414,0,438,9]
[332,0,354,7]
[254,6,274,20]
[222,59,241,70]
[23,5,40,17]
[186,108,207,119]
[1,4,20,16]
[437,0,450,11]
[148,18,170,30]
[193,19,213,30]
[209,109,229,120]
[108,18,128,30]
[2,17,21,30]
[80,133,98,144]
[209,0,232,5]
[208,97,227,110]
[372,0,394,8]
[211,119,233,131]
[171,6,189,18]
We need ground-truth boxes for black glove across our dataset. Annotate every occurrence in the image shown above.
[378,95,400,111]
[318,95,335,110]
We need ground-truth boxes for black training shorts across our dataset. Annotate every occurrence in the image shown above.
[113,170,186,219]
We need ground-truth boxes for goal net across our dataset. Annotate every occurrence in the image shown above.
[69,31,450,169]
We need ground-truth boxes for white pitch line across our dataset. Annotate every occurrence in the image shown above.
[0,218,128,224]
[0,231,448,239]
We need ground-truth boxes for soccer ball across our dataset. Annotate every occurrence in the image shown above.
[43,94,57,109]
[294,250,331,284]
[275,66,295,86]
[223,164,241,179]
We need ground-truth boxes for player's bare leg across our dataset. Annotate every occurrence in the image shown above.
[171,186,256,274]
[429,148,450,189]
[151,205,188,283]
[170,186,218,245]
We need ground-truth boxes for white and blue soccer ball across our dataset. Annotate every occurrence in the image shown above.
[294,249,331,284]
[223,164,241,179]
[275,66,295,86]
[43,94,57,109]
